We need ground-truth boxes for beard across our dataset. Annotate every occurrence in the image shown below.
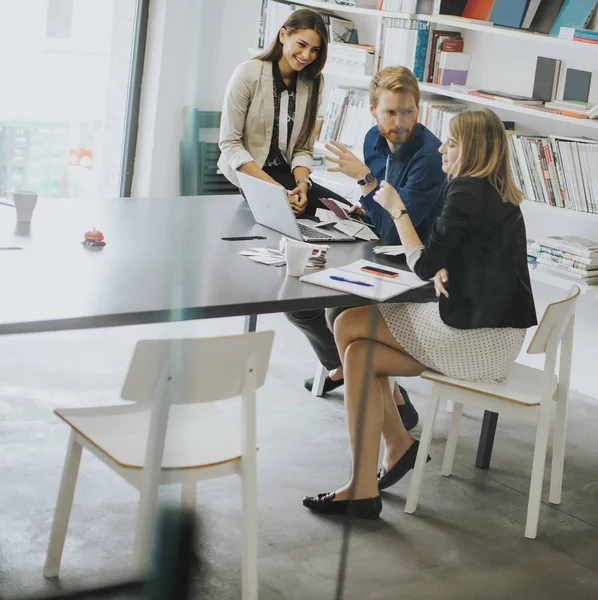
[378,123,412,146]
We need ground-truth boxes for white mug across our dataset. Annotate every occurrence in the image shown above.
[10,190,38,223]
[285,240,313,277]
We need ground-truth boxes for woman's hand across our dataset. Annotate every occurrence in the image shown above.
[373,180,406,213]
[434,269,449,298]
[288,184,308,216]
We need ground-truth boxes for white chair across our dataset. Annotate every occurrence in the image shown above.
[405,286,580,539]
[44,331,274,600]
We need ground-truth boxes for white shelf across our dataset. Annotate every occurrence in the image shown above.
[247,48,372,83]
[248,54,598,131]
[289,0,598,49]
[285,0,410,19]
[420,83,598,131]
[521,199,598,224]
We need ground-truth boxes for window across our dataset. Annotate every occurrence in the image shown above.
[0,0,141,199]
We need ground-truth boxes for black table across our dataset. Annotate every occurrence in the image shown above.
[0,194,496,467]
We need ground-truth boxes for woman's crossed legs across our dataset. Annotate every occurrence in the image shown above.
[330,305,425,501]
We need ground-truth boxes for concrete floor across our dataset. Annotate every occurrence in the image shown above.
[1,313,597,599]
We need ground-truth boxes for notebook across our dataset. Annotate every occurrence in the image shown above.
[299,259,428,301]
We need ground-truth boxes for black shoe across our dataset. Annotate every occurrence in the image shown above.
[302,492,382,520]
[304,375,344,394]
[397,385,419,431]
[377,440,431,491]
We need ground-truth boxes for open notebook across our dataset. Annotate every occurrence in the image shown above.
[300,259,428,301]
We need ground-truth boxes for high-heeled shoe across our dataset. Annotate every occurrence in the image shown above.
[377,440,431,491]
[302,492,382,520]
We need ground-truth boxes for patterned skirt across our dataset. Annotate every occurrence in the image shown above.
[378,302,526,383]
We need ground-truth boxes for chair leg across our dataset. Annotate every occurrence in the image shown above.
[525,409,551,539]
[241,459,258,600]
[405,384,441,514]
[441,402,463,477]
[44,431,83,578]
[549,394,568,505]
[181,481,197,520]
[132,483,161,573]
[311,363,327,397]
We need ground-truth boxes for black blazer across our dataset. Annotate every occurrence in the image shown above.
[413,177,537,329]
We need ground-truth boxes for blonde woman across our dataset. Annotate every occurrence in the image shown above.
[303,109,537,519]
[219,9,347,215]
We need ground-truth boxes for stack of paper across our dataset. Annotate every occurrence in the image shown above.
[373,245,406,256]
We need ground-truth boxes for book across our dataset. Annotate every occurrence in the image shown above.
[563,69,592,103]
[469,89,544,105]
[536,254,598,273]
[529,0,564,34]
[462,0,496,20]
[535,263,598,284]
[433,37,464,83]
[491,0,532,28]
[533,244,598,265]
[521,0,543,28]
[328,15,355,43]
[438,51,471,85]
[299,259,428,300]
[550,0,598,36]
[533,57,561,103]
[536,235,598,258]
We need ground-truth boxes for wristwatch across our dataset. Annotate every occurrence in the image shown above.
[295,177,312,191]
[391,207,408,220]
[357,172,375,186]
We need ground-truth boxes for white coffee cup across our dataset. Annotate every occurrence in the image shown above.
[285,241,313,277]
[11,190,38,223]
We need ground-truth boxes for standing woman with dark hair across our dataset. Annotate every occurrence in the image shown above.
[219,9,347,215]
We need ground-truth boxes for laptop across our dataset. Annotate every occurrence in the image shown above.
[237,171,355,243]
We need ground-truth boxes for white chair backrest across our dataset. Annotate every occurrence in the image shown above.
[527,286,580,356]
[120,331,274,404]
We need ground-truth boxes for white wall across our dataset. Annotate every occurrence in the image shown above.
[132,0,261,197]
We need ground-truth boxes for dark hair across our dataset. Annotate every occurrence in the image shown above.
[256,9,328,150]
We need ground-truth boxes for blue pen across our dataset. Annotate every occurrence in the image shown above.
[330,275,374,287]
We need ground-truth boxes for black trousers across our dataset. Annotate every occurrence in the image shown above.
[264,167,351,215]
[263,166,353,370]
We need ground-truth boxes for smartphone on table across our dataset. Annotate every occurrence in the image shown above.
[360,265,399,278]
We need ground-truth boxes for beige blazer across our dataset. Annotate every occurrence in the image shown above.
[218,59,317,188]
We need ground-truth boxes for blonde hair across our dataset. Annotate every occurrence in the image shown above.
[449,109,523,206]
[369,66,420,108]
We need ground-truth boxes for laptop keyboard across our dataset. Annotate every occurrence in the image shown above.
[298,222,333,240]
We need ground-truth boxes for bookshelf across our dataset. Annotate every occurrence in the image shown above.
[249,0,598,397]
[286,0,598,49]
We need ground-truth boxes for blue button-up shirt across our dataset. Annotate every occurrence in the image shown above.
[360,123,446,245]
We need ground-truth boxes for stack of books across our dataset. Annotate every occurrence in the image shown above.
[328,43,376,77]
[531,235,598,286]
[540,100,598,119]
[559,26,598,44]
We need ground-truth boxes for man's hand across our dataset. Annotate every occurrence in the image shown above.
[348,204,366,217]
[288,184,308,216]
[324,140,369,181]
[373,180,405,213]
[434,269,449,298]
